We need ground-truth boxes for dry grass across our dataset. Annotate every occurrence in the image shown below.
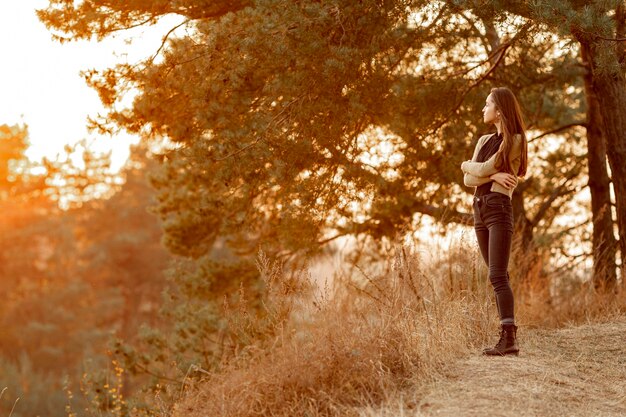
[170,240,626,417]
[366,319,626,416]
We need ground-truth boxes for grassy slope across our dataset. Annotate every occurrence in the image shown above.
[170,244,626,417]
[366,319,626,416]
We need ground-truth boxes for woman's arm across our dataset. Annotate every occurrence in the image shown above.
[462,135,492,187]
[490,172,518,189]
[460,134,494,177]
[461,154,498,177]
[461,134,523,177]
[464,172,493,187]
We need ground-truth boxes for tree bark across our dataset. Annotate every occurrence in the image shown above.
[580,43,618,287]
[581,38,626,281]
[512,185,533,253]
[510,182,536,282]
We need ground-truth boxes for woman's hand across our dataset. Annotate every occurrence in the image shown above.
[490,172,517,189]
[461,160,471,173]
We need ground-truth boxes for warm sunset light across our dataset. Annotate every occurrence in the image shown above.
[0,1,624,416]
[0,1,181,170]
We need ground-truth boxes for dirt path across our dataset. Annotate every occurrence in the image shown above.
[414,320,626,416]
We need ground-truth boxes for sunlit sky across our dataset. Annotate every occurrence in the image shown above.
[0,1,182,170]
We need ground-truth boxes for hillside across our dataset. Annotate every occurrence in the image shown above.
[391,320,626,416]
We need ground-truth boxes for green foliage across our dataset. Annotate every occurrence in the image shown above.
[37,1,592,267]
[37,0,251,41]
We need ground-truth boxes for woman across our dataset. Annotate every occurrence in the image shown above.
[461,87,528,356]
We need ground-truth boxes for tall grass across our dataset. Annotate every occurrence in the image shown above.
[162,237,626,415]
[0,387,19,417]
[170,240,496,417]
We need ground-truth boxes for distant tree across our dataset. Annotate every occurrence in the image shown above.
[70,144,170,339]
[42,140,119,207]
[0,124,55,315]
[0,125,171,414]
[0,124,93,415]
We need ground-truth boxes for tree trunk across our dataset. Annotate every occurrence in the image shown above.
[511,183,535,281]
[580,43,618,287]
[583,39,626,282]
[512,185,533,252]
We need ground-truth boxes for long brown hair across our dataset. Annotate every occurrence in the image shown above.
[490,87,527,176]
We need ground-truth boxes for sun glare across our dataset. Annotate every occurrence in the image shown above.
[0,1,185,172]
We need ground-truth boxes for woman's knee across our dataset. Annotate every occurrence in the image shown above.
[488,269,510,291]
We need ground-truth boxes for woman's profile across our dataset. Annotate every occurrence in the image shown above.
[461,87,528,356]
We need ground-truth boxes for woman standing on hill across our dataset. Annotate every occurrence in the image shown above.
[461,87,528,356]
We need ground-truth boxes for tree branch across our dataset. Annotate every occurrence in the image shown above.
[213,95,303,162]
[530,168,580,228]
[528,122,587,143]
[426,42,511,136]
[411,202,474,226]
[548,218,590,237]
[596,36,626,41]
[458,12,491,53]
[550,249,591,274]
[150,19,190,64]
[317,232,349,246]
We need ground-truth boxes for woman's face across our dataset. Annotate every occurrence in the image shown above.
[483,94,498,124]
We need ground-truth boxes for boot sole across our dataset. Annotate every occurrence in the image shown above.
[482,350,519,356]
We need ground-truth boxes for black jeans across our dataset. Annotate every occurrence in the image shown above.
[473,192,515,323]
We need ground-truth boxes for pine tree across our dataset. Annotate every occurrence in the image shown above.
[38,0,596,274]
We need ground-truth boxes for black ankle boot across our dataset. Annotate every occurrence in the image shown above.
[483,324,519,356]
